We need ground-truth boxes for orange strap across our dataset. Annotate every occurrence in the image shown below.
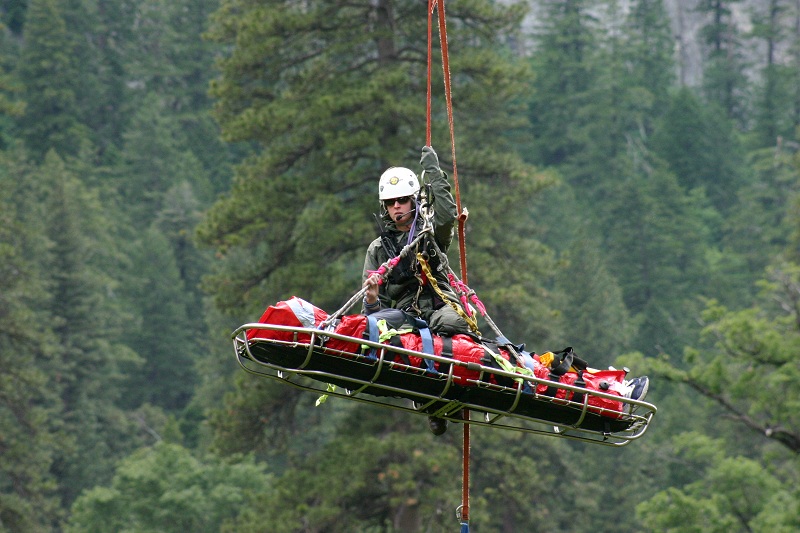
[427,1,470,527]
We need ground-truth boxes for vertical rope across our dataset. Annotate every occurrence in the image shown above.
[432,1,470,529]
[436,0,468,286]
[427,0,434,147]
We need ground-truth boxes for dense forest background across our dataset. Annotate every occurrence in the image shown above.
[2,0,800,531]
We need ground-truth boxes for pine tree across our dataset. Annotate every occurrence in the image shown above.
[154,181,210,309]
[636,263,800,530]
[749,0,800,149]
[621,0,675,121]
[119,93,213,226]
[66,443,272,532]
[598,147,713,356]
[35,152,145,507]
[1,0,27,35]
[120,226,197,410]
[527,0,601,174]
[0,148,61,531]
[696,0,750,125]
[16,0,89,160]
[553,222,635,362]
[649,87,743,212]
[124,0,235,193]
[0,20,24,149]
[725,141,800,284]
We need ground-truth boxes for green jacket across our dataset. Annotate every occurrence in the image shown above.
[362,167,459,316]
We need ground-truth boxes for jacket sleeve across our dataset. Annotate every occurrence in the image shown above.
[362,238,382,283]
[361,238,391,313]
[422,167,457,252]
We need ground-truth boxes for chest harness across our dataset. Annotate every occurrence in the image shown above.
[375,207,447,315]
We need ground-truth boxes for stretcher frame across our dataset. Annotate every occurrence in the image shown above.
[232,322,657,446]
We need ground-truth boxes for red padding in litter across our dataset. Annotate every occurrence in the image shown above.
[524,354,626,417]
[247,297,329,343]
[251,301,628,417]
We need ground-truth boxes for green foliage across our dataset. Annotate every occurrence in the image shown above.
[66,443,271,533]
[637,433,796,532]
[16,0,89,160]
[120,94,214,226]
[527,0,601,172]
[621,0,674,118]
[0,149,61,531]
[1,0,27,35]
[697,0,750,125]
[124,0,219,111]
[598,151,714,354]
[650,87,744,212]
[728,142,800,272]
[225,424,461,532]
[553,222,635,361]
[758,0,800,147]
[636,262,800,530]
[119,226,197,410]
[60,0,135,155]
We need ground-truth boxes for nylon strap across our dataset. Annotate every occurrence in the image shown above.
[362,317,437,374]
[401,314,438,374]
[416,252,480,334]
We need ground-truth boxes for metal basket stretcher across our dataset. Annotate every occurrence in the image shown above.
[233,322,657,446]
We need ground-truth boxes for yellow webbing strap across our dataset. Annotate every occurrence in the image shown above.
[484,345,535,385]
[360,319,413,351]
[416,253,481,335]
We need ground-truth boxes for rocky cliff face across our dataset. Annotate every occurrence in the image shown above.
[520,0,779,88]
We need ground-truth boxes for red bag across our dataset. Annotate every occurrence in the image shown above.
[395,332,444,371]
[327,314,443,370]
[247,297,329,343]
[524,354,626,417]
[325,314,368,355]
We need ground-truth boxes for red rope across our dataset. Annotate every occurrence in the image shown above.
[428,1,470,527]
[436,0,468,286]
[427,0,434,146]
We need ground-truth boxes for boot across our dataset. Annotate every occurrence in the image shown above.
[428,416,448,436]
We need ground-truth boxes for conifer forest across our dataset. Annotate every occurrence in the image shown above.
[2,0,800,531]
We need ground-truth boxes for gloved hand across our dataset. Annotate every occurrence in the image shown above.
[420,145,440,172]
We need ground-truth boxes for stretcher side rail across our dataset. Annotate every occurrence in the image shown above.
[232,323,657,446]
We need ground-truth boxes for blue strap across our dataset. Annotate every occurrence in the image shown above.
[364,315,380,361]
[460,522,469,533]
[516,351,534,394]
[419,326,438,374]
[404,315,438,375]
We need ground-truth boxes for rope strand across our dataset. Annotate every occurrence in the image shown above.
[429,1,470,528]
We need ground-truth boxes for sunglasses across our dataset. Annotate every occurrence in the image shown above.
[383,196,413,208]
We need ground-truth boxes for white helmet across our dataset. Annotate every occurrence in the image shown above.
[378,167,420,200]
